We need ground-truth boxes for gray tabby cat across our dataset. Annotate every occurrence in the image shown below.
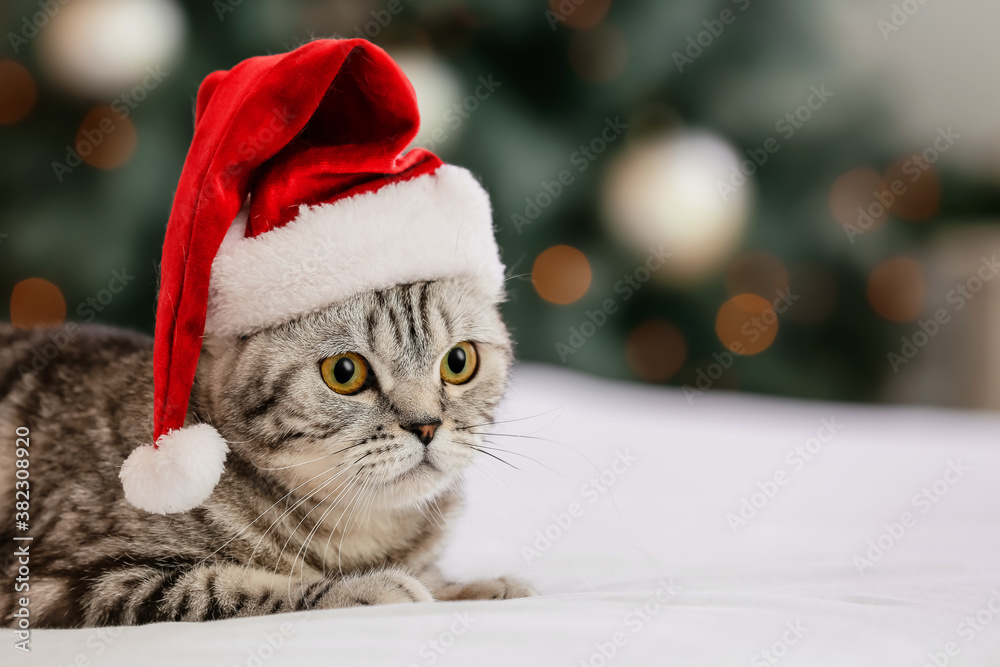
[0,277,533,628]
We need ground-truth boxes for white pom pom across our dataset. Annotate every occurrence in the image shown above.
[120,424,229,514]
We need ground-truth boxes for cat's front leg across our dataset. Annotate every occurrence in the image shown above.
[76,562,432,626]
[421,566,536,601]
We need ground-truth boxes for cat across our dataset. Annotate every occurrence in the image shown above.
[0,277,533,628]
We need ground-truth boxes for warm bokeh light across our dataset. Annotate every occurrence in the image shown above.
[715,293,779,355]
[76,106,138,170]
[603,131,749,282]
[0,60,38,125]
[785,263,837,325]
[867,257,925,322]
[882,157,941,221]
[393,50,464,150]
[532,244,592,305]
[11,279,67,329]
[828,167,888,231]
[568,24,628,83]
[39,0,185,97]
[625,320,686,382]
[725,252,789,299]
[548,0,612,30]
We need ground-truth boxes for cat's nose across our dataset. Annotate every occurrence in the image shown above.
[402,420,441,446]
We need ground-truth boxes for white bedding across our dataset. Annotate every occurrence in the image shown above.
[22,364,1000,667]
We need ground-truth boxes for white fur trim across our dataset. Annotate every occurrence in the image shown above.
[120,424,229,514]
[204,164,505,336]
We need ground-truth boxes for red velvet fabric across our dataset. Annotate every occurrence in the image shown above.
[154,39,442,444]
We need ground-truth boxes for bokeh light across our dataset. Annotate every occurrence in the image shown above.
[532,245,592,305]
[0,60,38,125]
[625,320,686,382]
[548,0,612,30]
[11,279,67,329]
[568,24,628,83]
[725,252,789,299]
[603,131,750,282]
[882,157,941,221]
[39,0,185,97]
[393,51,464,150]
[715,293,779,355]
[867,257,925,322]
[828,167,888,231]
[76,106,138,170]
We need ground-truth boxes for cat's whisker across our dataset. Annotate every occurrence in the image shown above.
[196,458,352,568]
[416,493,448,534]
[280,469,357,576]
[282,470,363,602]
[250,461,359,569]
[467,441,571,481]
[332,471,380,579]
[471,439,556,492]
[465,443,521,471]
[470,429,611,483]
[258,470,350,581]
[457,406,563,432]
[467,431,559,444]
[254,439,370,471]
[306,460,382,580]
[299,467,370,581]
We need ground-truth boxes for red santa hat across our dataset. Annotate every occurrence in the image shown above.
[119,39,504,514]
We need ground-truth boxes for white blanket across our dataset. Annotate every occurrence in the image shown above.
[21,364,1000,667]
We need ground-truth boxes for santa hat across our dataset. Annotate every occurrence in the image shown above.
[119,39,505,514]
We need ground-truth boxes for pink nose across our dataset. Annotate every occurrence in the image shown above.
[403,421,440,446]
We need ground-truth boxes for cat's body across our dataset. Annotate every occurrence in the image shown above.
[0,279,531,628]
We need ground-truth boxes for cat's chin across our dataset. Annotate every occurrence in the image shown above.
[378,459,461,508]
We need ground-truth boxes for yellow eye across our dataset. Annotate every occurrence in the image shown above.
[320,352,369,395]
[440,342,478,385]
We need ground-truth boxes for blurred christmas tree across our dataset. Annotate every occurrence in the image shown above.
[2,0,998,404]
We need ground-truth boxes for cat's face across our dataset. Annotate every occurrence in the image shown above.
[202,278,511,510]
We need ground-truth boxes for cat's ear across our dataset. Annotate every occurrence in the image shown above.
[119,424,229,515]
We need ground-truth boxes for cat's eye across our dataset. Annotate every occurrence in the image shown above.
[440,342,478,385]
[320,352,370,395]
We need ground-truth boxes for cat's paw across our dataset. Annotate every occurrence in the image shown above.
[436,576,536,601]
[319,569,434,608]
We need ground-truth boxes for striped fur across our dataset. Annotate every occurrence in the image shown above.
[0,278,533,628]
